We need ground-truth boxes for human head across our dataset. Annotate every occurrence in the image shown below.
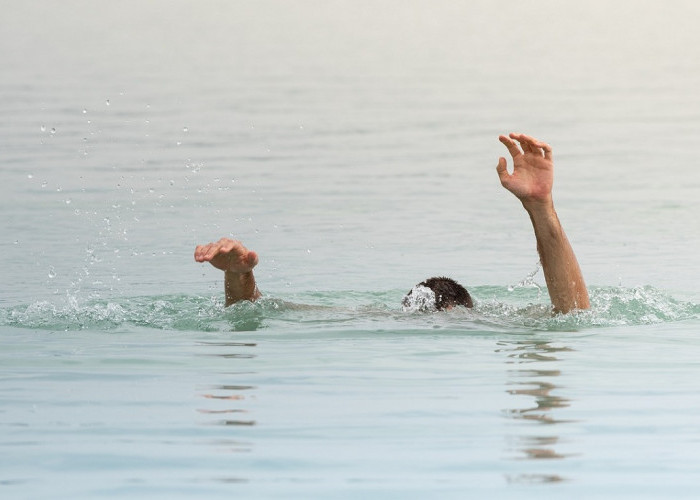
[402,276,473,311]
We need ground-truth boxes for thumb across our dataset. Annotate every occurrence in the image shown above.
[496,157,509,185]
[246,251,259,269]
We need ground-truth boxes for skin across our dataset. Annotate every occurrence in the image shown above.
[194,238,261,306]
[195,133,589,314]
[497,133,590,313]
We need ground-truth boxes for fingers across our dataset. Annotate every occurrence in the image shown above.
[508,133,552,160]
[194,238,258,273]
[499,135,522,159]
[194,238,242,262]
[541,142,553,161]
[194,243,213,262]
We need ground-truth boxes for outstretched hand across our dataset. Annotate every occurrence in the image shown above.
[194,238,258,274]
[497,133,554,205]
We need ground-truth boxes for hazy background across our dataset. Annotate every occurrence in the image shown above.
[2,3,700,497]
[2,0,699,304]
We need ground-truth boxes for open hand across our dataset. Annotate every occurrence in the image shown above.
[497,133,554,204]
[194,238,258,273]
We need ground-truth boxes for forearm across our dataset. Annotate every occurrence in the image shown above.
[224,270,261,306]
[524,200,590,313]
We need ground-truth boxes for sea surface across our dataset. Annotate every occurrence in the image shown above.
[2,1,700,498]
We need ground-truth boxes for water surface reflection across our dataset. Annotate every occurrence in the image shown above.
[497,339,578,484]
[196,341,258,433]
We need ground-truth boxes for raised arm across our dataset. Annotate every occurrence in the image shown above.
[497,133,589,313]
[194,238,261,306]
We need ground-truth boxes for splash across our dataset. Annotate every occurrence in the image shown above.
[401,285,437,313]
[1,286,697,333]
[474,285,700,331]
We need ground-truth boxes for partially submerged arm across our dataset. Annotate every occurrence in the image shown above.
[194,238,261,306]
[497,133,589,313]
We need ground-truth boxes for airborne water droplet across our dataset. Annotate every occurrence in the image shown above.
[183,127,188,133]
[40,125,46,132]
[50,128,56,134]
[105,99,110,106]
[48,267,56,279]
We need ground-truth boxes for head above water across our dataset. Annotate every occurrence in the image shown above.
[402,277,473,312]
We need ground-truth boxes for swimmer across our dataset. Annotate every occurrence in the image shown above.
[194,133,590,314]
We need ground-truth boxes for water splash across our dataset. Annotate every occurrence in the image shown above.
[508,261,542,293]
[476,285,700,331]
[1,287,697,334]
[401,285,437,313]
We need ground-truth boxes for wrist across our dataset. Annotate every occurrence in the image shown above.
[225,269,255,280]
[522,197,554,216]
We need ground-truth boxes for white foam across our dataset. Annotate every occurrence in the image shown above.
[401,285,437,313]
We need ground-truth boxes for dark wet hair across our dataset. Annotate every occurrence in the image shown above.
[403,276,473,311]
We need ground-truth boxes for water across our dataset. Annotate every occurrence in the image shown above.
[2,0,700,497]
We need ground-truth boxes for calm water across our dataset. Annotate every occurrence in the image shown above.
[2,1,700,498]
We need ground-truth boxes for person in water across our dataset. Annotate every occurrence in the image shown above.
[194,133,590,314]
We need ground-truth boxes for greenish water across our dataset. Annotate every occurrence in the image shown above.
[3,286,699,333]
[2,0,700,498]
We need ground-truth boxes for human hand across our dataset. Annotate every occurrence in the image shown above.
[497,133,554,205]
[194,238,259,273]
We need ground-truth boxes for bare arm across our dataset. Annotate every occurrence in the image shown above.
[497,133,589,313]
[194,238,261,306]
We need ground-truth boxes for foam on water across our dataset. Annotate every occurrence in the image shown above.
[3,286,698,334]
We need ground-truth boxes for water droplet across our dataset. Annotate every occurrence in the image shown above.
[65,199,72,204]
[183,126,188,133]
[27,173,33,179]
[176,141,182,146]
[40,125,46,132]
[82,109,87,114]
[148,188,155,193]
[306,249,311,254]
[105,99,110,106]
[14,240,19,245]
[41,181,47,188]
[50,128,56,134]
[48,267,56,279]
[56,186,62,192]
[169,180,175,186]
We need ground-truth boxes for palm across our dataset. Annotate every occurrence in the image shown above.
[497,134,554,203]
[194,239,258,273]
[507,154,553,202]
[210,251,256,273]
